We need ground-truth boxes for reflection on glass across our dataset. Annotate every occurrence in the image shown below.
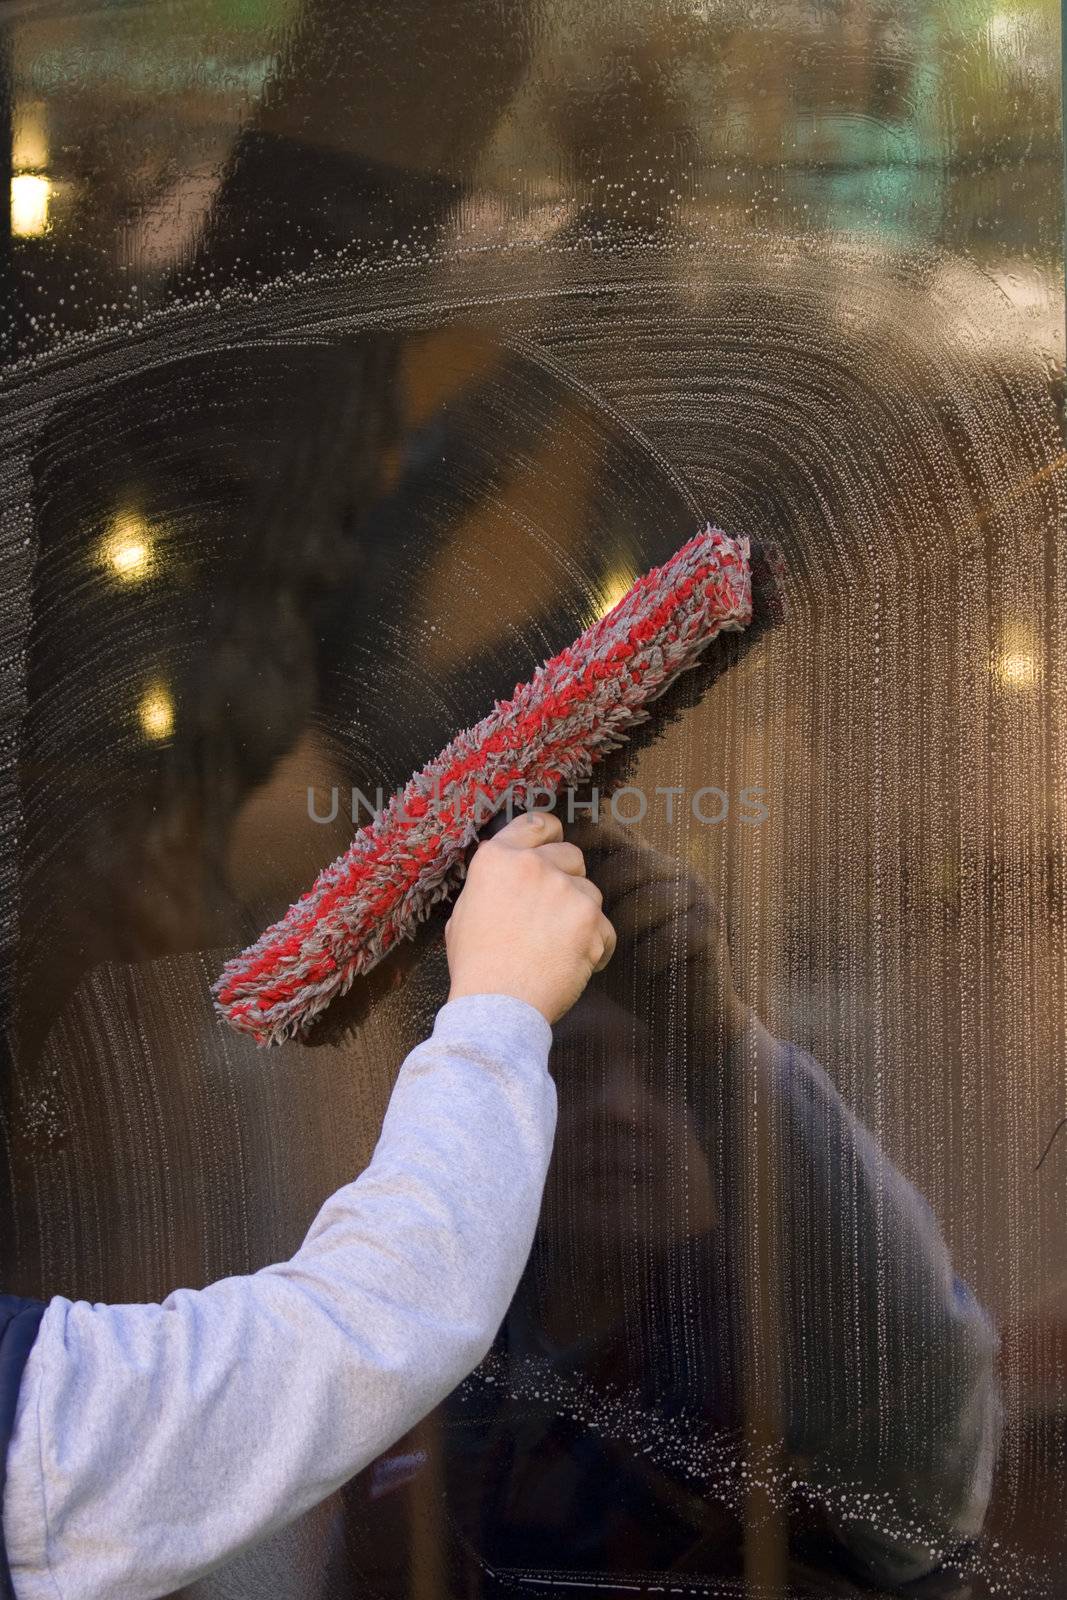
[10,101,51,238]
[138,682,174,742]
[592,567,639,625]
[0,0,1063,1596]
[100,512,154,582]
[993,622,1040,690]
[10,172,50,237]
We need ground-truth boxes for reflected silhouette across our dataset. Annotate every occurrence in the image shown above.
[441,821,999,1596]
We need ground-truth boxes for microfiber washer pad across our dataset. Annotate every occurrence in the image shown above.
[214,526,751,1045]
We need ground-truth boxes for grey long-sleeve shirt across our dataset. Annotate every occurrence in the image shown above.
[3,992,557,1600]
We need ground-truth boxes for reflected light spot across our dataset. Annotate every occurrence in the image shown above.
[139,685,175,741]
[13,102,48,172]
[986,11,1025,59]
[593,568,637,623]
[996,652,1037,687]
[101,514,154,582]
[11,173,51,237]
[993,622,1039,689]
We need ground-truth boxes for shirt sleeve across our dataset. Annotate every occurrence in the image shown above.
[3,992,556,1600]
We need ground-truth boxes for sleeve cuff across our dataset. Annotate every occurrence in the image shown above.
[431,992,554,1065]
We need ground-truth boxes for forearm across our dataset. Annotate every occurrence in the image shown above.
[4,993,555,1600]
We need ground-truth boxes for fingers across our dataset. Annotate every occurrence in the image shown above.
[568,877,614,972]
[570,874,602,907]
[488,810,564,849]
[506,820,613,974]
[537,841,587,876]
[592,912,617,972]
[476,812,616,982]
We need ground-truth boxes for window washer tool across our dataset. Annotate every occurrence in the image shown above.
[213,526,752,1045]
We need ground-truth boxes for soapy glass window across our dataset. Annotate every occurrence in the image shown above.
[0,1,1064,1597]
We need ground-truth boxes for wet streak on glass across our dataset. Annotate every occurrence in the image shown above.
[0,1,1064,1597]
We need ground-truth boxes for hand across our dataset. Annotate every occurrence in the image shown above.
[445,811,617,1024]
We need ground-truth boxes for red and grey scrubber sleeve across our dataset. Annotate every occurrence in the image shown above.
[213,526,751,1045]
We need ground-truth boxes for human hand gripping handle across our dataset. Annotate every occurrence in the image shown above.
[445,811,617,1024]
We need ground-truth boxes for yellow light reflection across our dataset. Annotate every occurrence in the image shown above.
[993,622,1039,689]
[100,514,154,582]
[11,173,51,238]
[593,568,636,623]
[13,101,49,171]
[139,684,175,741]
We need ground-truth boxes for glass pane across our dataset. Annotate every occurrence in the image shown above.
[1,1,1063,1597]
